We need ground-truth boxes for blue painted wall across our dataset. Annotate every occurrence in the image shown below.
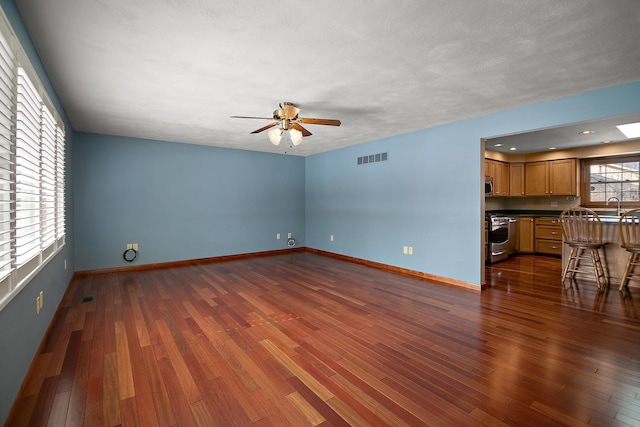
[306,81,640,286]
[0,0,75,423]
[74,133,305,271]
[305,130,481,283]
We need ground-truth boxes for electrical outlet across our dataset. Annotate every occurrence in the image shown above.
[133,243,139,251]
[408,246,413,255]
[40,291,43,309]
[288,232,292,238]
[64,259,67,270]
[330,235,334,242]
[403,246,408,254]
[550,201,558,207]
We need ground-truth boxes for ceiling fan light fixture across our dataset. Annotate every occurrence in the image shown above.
[268,128,283,145]
[231,102,341,148]
[289,128,303,146]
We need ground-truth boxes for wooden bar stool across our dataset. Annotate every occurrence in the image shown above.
[618,208,640,291]
[560,207,608,289]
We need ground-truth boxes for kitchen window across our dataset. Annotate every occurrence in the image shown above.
[581,155,640,208]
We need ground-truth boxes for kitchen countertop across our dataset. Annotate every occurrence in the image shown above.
[486,209,625,223]
[485,210,562,217]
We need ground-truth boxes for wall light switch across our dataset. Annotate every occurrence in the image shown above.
[408,246,413,255]
[36,291,43,314]
[288,233,292,238]
[276,233,281,239]
[403,246,408,254]
[330,235,334,242]
[133,243,139,251]
[126,243,133,250]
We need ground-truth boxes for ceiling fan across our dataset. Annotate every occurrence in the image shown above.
[231,102,341,146]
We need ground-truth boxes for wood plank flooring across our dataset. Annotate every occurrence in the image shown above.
[7,252,640,426]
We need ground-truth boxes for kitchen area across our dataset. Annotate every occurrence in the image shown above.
[483,156,577,264]
[483,113,640,287]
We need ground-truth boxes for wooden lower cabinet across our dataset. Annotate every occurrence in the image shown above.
[534,217,562,256]
[519,217,534,252]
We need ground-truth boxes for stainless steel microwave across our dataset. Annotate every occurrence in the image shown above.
[485,176,493,196]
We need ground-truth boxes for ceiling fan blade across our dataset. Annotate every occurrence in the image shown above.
[230,115,274,120]
[291,123,312,137]
[298,117,341,126]
[281,103,300,119]
[250,122,279,134]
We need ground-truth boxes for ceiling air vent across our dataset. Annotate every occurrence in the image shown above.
[357,152,388,165]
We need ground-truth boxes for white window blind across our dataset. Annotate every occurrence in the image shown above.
[0,9,65,312]
[16,67,42,268]
[0,28,14,286]
[40,102,57,248]
[55,119,65,242]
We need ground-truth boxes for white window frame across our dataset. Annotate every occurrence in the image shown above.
[0,9,65,312]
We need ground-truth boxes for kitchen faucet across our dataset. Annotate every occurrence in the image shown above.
[607,196,621,216]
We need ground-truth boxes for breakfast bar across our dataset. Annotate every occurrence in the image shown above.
[561,216,632,288]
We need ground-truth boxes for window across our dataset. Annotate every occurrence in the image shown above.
[0,11,65,312]
[581,155,640,208]
[0,25,14,287]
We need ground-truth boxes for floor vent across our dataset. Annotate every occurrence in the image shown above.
[357,152,388,165]
[82,295,94,303]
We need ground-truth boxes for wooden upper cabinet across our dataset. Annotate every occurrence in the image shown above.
[509,163,525,196]
[485,159,493,179]
[485,157,576,197]
[495,161,508,196]
[525,159,577,196]
[524,161,549,196]
[549,158,576,195]
[486,159,509,196]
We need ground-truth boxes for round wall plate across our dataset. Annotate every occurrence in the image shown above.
[287,238,296,247]
[123,248,137,262]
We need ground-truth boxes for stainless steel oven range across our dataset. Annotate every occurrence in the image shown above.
[487,214,510,263]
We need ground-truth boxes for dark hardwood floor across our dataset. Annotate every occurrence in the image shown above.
[6,252,640,426]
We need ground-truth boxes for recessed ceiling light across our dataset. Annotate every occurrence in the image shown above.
[509,147,517,151]
[579,130,594,135]
[493,143,503,147]
[548,147,557,150]
[617,122,640,138]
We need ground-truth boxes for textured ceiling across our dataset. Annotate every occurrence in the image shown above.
[14,0,640,156]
